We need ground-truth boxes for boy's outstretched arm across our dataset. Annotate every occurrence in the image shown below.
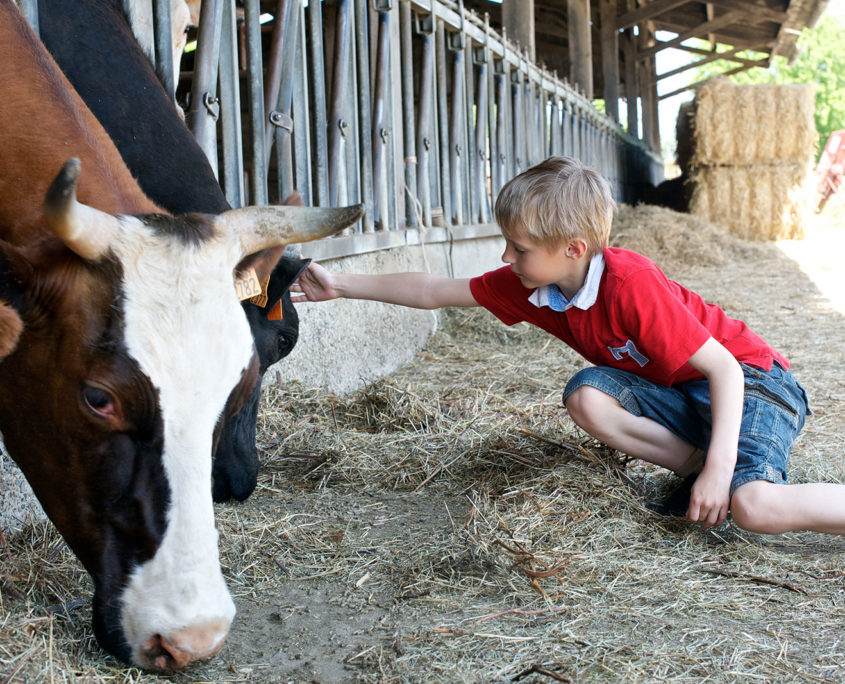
[290,260,477,309]
[685,337,746,528]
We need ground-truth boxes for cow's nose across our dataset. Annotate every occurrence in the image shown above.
[139,620,230,671]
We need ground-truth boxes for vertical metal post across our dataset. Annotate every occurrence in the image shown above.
[188,0,224,177]
[270,0,302,201]
[291,11,312,205]
[308,0,329,206]
[371,6,391,229]
[328,0,353,208]
[415,13,435,228]
[435,17,452,225]
[264,0,291,165]
[473,43,490,223]
[19,0,39,34]
[153,0,175,100]
[448,30,465,225]
[355,0,375,231]
[219,0,244,208]
[242,0,267,204]
[398,1,418,227]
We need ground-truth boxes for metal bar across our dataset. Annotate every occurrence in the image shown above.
[218,0,244,208]
[188,0,224,175]
[19,0,38,34]
[399,1,418,227]
[242,0,267,204]
[291,9,312,205]
[308,0,329,206]
[263,0,290,164]
[435,18,452,225]
[272,0,301,201]
[448,32,465,225]
[354,0,375,231]
[473,43,489,223]
[372,8,391,229]
[416,12,435,227]
[153,0,175,100]
[328,0,353,207]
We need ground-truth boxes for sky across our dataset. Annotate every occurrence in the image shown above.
[656,0,844,159]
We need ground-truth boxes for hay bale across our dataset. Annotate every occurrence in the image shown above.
[685,79,816,241]
[688,163,811,240]
[692,78,816,165]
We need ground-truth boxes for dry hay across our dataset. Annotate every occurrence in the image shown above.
[1,205,845,682]
[689,163,814,241]
[690,78,816,166]
[682,78,816,242]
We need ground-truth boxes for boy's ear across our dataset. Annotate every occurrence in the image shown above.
[565,238,589,259]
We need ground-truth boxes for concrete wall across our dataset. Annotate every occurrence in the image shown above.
[0,232,506,534]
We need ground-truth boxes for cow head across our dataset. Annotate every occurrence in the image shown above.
[212,254,310,502]
[0,160,362,670]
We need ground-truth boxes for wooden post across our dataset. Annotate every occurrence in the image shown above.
[623,30,638,138]
[599,0,619,122]
[502,0,535,61]
[567,0,593,100]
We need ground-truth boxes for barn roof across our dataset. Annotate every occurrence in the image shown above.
[461,0,832,95]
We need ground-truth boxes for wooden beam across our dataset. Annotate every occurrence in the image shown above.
[600,0,620,122]
[568,0,593,99]
[635,9,749,60]
[502,0,536,62]
[647,42,769,84]
[702,0,787,24]
[616,0,691,31]
[673,40,775,56]
[623,29,639,138]
[657,62,765,100]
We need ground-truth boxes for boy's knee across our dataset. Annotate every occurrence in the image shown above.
[565,386,615,434]
[730,481,782,534]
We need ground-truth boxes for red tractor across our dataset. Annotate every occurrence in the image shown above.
[815,130,845,212]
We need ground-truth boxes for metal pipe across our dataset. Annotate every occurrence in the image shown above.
[308,0,329,206]
[415,13,435,227]
[354,0,375,231]
[153,0,175,100]
[187,0,224,175]
[328,0,353,207]
[398,1,418,227]
[218,0,244,208]
[371,7,391,229]
[435,16,452,225]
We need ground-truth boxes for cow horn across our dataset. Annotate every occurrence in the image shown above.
[43,158,121,261]
[216,204,365,257]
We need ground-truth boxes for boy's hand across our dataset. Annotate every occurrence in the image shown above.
[290,261,340,302]
[687,465,732,528]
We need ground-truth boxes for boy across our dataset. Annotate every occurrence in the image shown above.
[291,156,845,536]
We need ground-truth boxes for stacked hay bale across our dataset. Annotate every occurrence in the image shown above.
[685,78,816,240]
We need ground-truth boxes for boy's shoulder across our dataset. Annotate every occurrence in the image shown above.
[603,247,664,280]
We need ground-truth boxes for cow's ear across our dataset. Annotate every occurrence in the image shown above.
[0,300,23,361]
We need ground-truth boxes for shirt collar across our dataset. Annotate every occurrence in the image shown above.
[527,252,605,312]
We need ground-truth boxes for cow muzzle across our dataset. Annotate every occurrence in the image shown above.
[138,619,231,671]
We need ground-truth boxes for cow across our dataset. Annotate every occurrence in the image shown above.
[37,0,308,503]
[0,0,361,669]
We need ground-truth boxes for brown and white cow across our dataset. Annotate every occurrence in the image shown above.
[0,0,360,670]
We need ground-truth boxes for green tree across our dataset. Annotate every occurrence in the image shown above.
[692,14,845,158]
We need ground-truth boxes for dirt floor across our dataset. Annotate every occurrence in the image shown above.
[1,203,845,683]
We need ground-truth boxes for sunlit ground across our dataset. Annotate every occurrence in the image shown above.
[777,197,845,315]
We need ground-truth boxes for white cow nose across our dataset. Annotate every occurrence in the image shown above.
[138,619,231,671]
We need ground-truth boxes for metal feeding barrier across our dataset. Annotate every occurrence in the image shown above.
[23,0,663,260]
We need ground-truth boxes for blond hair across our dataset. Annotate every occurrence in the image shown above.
[494,156,615,254]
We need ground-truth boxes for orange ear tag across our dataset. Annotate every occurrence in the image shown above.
[234,267,262,301]
[267,300,284,321]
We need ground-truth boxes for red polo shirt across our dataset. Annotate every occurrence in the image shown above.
[469,247,788,386]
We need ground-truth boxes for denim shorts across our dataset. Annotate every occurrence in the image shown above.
[563,363,811,495]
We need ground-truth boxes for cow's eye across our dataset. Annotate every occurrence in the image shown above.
[82,384,116,417]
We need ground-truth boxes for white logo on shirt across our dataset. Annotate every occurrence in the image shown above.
[608,339,650,367]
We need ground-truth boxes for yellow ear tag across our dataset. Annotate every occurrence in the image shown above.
[234,267,262,301]
[248,273,271,308]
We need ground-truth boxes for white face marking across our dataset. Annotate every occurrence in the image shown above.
[108,216,250,661]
